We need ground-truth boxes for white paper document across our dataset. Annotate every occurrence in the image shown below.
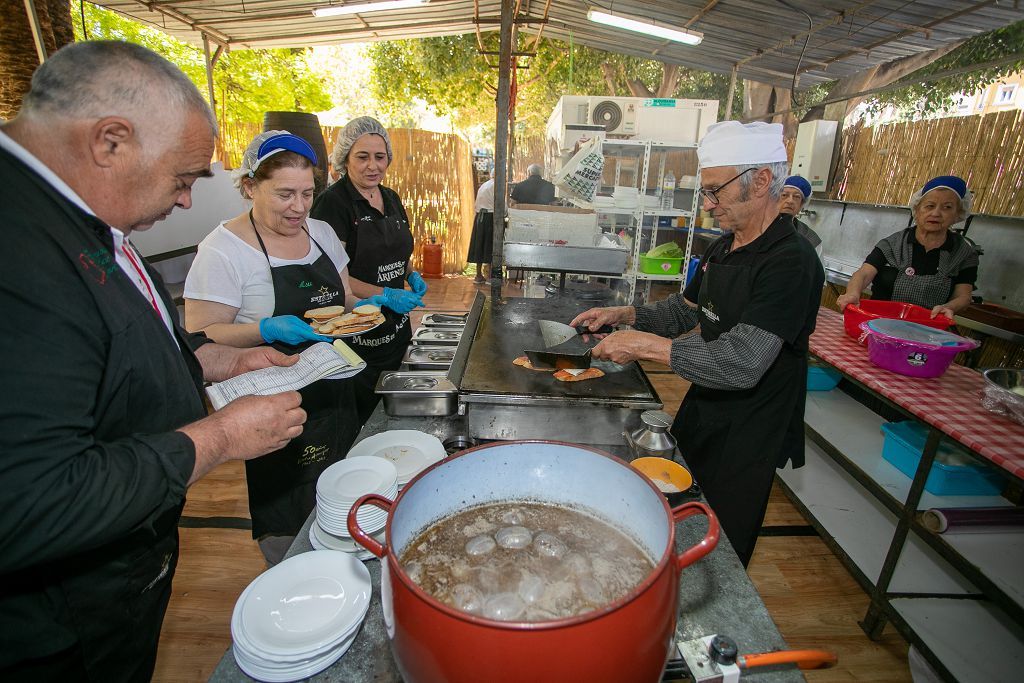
[206,341,365,411]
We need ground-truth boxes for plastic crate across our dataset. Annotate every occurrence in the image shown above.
[880,421,1005,496]
[639,253,683,275]
[807,366,841,391]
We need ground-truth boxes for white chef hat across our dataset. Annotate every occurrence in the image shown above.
[697,121,788,168]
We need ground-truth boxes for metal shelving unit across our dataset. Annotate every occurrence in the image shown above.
[596,139,704,304]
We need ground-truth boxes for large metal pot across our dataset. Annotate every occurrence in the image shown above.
[348,441,719,683]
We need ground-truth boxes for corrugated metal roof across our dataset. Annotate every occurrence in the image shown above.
[91,1,1024,89]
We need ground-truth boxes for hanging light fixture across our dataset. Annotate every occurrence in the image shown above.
[313,0,429,18]
[587,8,703,46]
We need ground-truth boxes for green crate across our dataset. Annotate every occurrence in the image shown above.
[639,253,683,274]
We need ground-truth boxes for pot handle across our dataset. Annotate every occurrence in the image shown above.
[671,501,720,570]
[347,494,392,558]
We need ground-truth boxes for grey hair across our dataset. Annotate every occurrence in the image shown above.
[909,186,972,223]
[20,40,217,140]
[734,161,789,201]
[527,163,543,177]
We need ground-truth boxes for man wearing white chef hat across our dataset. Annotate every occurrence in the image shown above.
[572,120,824,567]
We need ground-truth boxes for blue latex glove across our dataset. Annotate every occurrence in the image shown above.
[357,288,423,315]
[259,315,331,345]
[408,271,428,296]
[355,294,388,310]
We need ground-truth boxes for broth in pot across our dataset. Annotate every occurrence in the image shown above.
[399,501,654,622]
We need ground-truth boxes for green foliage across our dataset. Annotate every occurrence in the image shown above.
[72,3,332,123]
[367,33,743,139]
[863,20,1024,119]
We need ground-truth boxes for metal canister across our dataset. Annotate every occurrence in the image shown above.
[628,410,677,458]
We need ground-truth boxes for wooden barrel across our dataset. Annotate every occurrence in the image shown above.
[262,111,329,195]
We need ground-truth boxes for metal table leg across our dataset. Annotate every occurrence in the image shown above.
[860,427,942,638]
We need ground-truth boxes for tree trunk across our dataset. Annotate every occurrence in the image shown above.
[0,0,72,119]
[802,41,963,123]
[743,80,799,139]
[599,62,619,95]
[655,63,680,98]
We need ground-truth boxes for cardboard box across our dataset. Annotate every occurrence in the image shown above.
[507,205,598,246]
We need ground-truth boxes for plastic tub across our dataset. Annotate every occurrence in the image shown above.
[807,366,842,391]
[860,319,978,378]
[843,300,953,343]
[639,253,683,275]
[881,421,1004,496]
[980,368,1024,426]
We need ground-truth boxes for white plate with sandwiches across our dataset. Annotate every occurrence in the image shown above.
[304,304,387,338]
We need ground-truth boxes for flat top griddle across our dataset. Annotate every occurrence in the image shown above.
[459,296,659,403]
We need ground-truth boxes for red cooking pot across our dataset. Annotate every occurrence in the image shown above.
[348,440,719,683]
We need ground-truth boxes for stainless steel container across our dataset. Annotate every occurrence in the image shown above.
[411,328,462,346]
[421,312,468,328]
[625,410,677,458]
[376,371,458,417]
[503,234,629,275]
[401,345,456,371]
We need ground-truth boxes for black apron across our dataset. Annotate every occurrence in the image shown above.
[244,213,359,538]
[344,206,415,423]
[670,257,803,567]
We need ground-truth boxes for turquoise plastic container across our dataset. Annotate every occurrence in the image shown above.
[807,366,841,391]
[880,421,1005,496]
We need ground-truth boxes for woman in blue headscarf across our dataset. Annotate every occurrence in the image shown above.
[836,175,979,319]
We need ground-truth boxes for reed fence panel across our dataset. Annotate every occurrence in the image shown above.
[218,123,474,274]
[833,110,1024,217]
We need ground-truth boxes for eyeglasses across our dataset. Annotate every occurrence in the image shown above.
[698,168,754,206]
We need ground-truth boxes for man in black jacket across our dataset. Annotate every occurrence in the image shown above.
[0,41,307,681]
[510,163,556,206]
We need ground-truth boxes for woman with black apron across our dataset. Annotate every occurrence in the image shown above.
[184,132,361,564]
[311,116,428,424]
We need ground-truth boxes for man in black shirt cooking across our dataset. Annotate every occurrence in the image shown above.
[572,121,824,567]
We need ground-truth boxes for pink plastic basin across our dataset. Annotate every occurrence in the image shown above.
[860,319,978,378]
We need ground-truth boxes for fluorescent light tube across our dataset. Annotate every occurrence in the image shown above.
[313,0,428,17]
[587,9,703,46]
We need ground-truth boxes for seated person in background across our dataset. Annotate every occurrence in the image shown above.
[836,175,978,320]
[779,175,822,259]
[184,131,361,565]
[510,163,556,206]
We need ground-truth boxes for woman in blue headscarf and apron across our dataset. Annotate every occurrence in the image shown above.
[837,175,979,320]
[311,116,428,424]
[184,131,362,564]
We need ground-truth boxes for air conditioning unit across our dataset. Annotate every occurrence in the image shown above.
[634,98,718,144]
[588,97,640,135]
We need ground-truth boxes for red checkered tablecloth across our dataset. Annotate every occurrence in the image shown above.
[810,308,1024,480]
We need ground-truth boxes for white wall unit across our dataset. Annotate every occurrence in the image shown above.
[791,120,837,192]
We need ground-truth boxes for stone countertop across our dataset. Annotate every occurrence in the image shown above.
[210,409,804,683]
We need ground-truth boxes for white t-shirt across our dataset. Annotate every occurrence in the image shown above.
[184,217,350,324]
[474,178,495,212]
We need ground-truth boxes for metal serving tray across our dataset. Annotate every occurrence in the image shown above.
[375,371,458,417]
[411,328,463,346]
[421,312,469,328]
[401,345,456,371]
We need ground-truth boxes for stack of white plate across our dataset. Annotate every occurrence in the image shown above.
[613,186,639,209]
[231,550,371,681]
[347,429,447,489]
[315,457,396,543]
[308,522,383,561]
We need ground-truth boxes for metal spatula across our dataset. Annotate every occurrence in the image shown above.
[539,320,614,347]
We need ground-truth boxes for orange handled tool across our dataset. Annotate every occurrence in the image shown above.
[739,649,838,670]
